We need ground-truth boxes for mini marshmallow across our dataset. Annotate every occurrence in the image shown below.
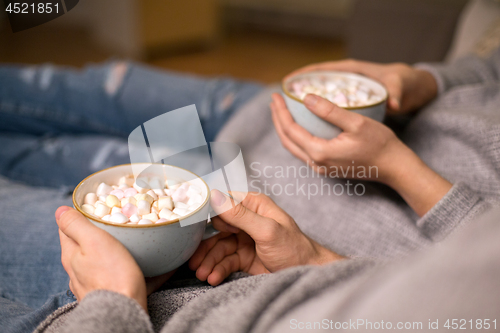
[94,203,111,217]
[111,207,122,215]
[156,218,168,223]
[81,204,95,215]
[118,175,135,187]
[123,188,138,198]
[94,200,105,207]
[138,219,153,225]
[146,190,158,201]
[187,193,203,206]
[174,202,189,209]
[102,215,111,221]
[109,213,129,224]
[135,193,154,204]
[172,187,187,202]
[121,196,137,207]
[137,200,151,215]
[142,212,159,222]
[122,203,138,218]
[159,208,175,220]
[151,206,159,215]
[166,179,179,188]
[110,189,124,200]
[129,213,140,223]
[157,196,174,211]
[84,193,98,206]
[153,189,165,196]
[99,195,107,203]
[106,194,121,208]
[173,207,189,216]
[133,179,150,194]
[96,182,113,197]
[118,183,130,190]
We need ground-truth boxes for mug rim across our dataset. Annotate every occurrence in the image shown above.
[72,163,210,228]
[281,70,388,110]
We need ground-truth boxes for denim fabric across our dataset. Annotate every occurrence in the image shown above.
[0,62,263,332]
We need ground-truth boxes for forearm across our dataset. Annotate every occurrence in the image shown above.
[381,143,452,217]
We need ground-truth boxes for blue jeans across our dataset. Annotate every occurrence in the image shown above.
[0,61,263,332]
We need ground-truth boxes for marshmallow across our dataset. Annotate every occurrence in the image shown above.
[118,175,135,187]
[153,188,165,197]
[123,188,138,198]
[135,193,154,204]
[111,207,122,215]
[110,189,124,200]
[106,194,121,208]
[159,208,173,220]
[94,203,111,217]
[156,218,168,224]
[187,193,203,206]
[173,207,189,216]
[84,193,98,206]
[110,213,129,224]
[129,213,140,223]
[157,196,174,211]
[102,214,111,221]
[121,196,137,207]
[146,190,158,201]
[137,200,151,215]
[166,179,179,188]
[142,212,158,222]
[172,187,187,202]
[96,182,113,197]
[99,195,107,203]
[138,219,153,225]
[81,204,95,216]
[174,202,189,210]
[133,179,150,193]
[118,183,130,190]
[122,203,138,218]
[149,177,163,190]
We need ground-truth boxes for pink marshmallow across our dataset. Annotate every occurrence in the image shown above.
[172,187,187,202]
[110,189,124,200]
[121,203,138,218]
[123,188,138,198]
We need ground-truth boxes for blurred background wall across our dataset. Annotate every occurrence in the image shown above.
[0,0,478,84]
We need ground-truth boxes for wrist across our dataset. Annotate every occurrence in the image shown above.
[307,238,345,266]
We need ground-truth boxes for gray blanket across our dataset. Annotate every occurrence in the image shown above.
[35,49,500,333]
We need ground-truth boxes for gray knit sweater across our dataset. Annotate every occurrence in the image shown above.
[35,50,500,333]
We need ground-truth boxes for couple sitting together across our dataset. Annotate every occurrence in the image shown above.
[0,47,499,333]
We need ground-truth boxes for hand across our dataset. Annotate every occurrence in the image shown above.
[286,59,438,114]
[271,94,452,216]
[271,92,405,183]
[56,206,175,312]
[188,190,343,286]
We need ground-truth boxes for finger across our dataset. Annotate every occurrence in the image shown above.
[273,96,331,155]
[380,73,403,111]
[303,94,362,132]
[270,99,311,163]
[207,253,240,286]
[188,231,232,270]
[210,190,278,238]
[56,206,101,246]
[211,216,240,234]
[195,236,238,281]
[59,229,79,276]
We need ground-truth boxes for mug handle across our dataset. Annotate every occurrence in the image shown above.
[202,223,220,240]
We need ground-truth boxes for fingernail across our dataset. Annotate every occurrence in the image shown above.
[211,190,226,207]
[304,94,319,106]
[56,206,71,220]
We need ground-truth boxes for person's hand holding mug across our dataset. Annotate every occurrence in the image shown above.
[56,206,175,312]
[286,59,438,114]
[189,190,344,286]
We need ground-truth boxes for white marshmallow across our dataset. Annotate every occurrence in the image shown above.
[109,213,129,224]
[159,208,173,220]
[133,179,150,194]
[84,193,98,206]
[146,190,158,201]
[138,219,153,225]
[94,203,111,217]
[187,193,203,206]
[96,182,113,197]
[121,196,137,207]
[129,213,141,223]
[153,188,165,196]
[174,202,189,209]
[81,204,95,216]
[157,196,174,211]
[99,195,107,203]
[165,179,179,188]
[102,214,111,221]
[137,200,151,215]
[142,212,158,222]
[94,200,105,207]
[173,207,189,216]
[148,177,163,190]
[134,193,154,204]
[111,207,122,215]
[118,175,135,187]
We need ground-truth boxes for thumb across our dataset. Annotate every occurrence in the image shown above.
[56,206,101,245]
[210,190,276,239]
[381,75,402,111]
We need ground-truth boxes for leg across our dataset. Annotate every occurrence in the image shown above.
[0,177,76,332]
[0,62,263,140]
